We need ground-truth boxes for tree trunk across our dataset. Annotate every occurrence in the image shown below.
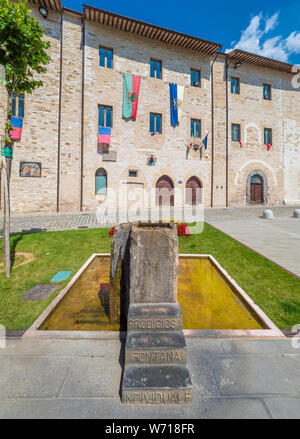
[2,90,13,278]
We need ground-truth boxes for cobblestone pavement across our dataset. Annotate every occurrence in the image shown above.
[1,205,299,236]
[0,337,300,419]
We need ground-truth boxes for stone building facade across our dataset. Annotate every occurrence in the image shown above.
[0,1,299,215]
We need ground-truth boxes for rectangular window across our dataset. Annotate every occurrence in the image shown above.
[231,77,240,94]
[150,113,162,134]
[95,176,107,195]
[98,105,113,127]
[99,46,113,69]
[129,170,137,177]
[191,69,201,87]
[263,84,271,100]
[231,123,240,142]
[264,128,272,145]
[150,59,162,79]
[12,94,25,117]
[191,119,201,138]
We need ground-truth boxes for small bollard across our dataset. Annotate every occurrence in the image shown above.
[293,209,300,218]
[263,209,273,220]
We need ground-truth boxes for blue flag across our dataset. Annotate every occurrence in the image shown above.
[169,83,178,126]
[202,134,208,150]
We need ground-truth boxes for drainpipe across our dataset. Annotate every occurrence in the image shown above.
[56,4,63,213]
[210,47,221,208]
[80,12,85,212]
[225,55,229,208]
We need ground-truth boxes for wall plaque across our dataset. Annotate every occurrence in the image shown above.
[20,162,41,177]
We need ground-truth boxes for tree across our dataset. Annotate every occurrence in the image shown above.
[0,0,50,277]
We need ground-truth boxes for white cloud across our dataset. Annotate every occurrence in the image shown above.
[285,31,300,54]
[226,12,300,63]
[264,12,279,33]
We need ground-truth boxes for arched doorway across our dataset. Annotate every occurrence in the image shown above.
[246,169,268,205]
[156,175,174,206]
[250,174,263,204]
[186,176,202,205]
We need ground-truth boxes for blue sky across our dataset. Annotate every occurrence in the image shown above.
[63,0,300,64]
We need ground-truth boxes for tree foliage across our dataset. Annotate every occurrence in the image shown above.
[0,0,51,95]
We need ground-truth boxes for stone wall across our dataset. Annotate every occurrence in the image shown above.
[0,5,299,214]
[283,73,300,204]
[82,20,212,213]
[0,5,61,213]
[226,61,287,206]
[59,11,82,212]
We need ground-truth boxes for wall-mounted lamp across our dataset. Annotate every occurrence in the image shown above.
[234,62,242,69]
[39,5,48,19]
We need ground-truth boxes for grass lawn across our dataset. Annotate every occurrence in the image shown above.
[0,223,299,330]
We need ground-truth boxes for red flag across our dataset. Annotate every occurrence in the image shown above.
[267,144,272,151]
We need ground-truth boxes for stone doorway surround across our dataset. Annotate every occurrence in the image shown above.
[246,169,268,205]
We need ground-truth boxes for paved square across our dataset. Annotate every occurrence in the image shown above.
[0,338,299,419]
[207,217,300,277]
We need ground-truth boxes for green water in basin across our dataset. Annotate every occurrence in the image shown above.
[39,256,263,331]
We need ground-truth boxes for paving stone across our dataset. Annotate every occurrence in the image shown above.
[186,338,235,357]
[188,356,220,397]
[264,398,300,419]
[207,217,300,277]
[59,357,122,398]
[275,355,300,392]
[0,356,72,398]
[0,339,121,358]
[208,356,297,396]
[0,339,299,418]
[183,397,270,419]
[0,398,184,419]
[216,339,299,356]
[21,284,60,301]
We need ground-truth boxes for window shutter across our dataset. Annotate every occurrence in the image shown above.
[99,47,106,67]
[18,95,24,118]
[156,114,161,133]
[150,113,155,132]
[96,175,107,195]
[106,107,112,127]
[150,60,155,78]
[12,95,17,116]
[107,49,113,69]
[98,106,105,126]
[156,61,161,79]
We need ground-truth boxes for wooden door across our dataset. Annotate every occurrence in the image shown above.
[250,175,263,204]
[156,176,174,206]
[186,176,202,205]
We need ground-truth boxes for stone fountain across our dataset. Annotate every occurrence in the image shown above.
[109,222,192,405]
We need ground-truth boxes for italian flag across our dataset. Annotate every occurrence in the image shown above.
[123,73,141,120]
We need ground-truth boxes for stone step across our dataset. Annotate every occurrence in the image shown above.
[125,330,187,364]
[127,303,183,332]
[122,365,193,404]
